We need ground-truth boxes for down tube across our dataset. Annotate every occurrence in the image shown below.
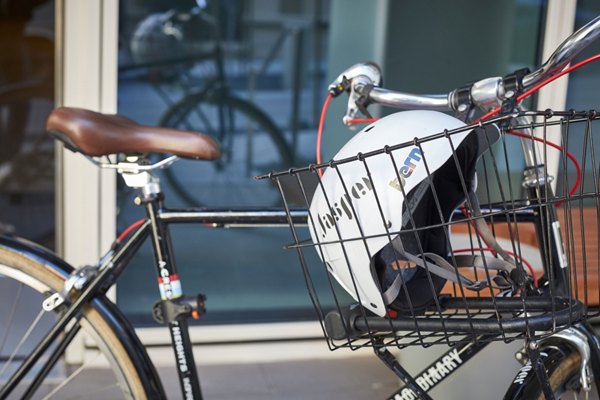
[386,337,494,400]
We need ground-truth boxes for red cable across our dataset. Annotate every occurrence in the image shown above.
[117,219,146,242]
[316,54,596,202]
[507,131,582,205]
[454,247,538,288]
[316,94,333,173]
[315,96,375,176]
[342,119,582,196]
[474,53,600,123]
[319,54,600,172]
[313,55,600,293]
[349,118,378,124]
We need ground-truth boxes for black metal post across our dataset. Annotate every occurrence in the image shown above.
[145,195,203,399]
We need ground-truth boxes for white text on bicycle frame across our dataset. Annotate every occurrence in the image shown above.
[390,348,463,400]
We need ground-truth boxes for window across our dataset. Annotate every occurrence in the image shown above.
[117,0,330,324]
[116,0,546,326]
[0,0,55,249]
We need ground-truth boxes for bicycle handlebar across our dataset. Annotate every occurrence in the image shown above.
[523,15,600,88]
[331,16,600,123]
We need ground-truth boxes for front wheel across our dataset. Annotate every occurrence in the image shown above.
[0,237,162,399]
[504,343,599,399]
[159,89,293,207]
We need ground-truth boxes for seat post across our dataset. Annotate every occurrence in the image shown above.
[117,155,163,195]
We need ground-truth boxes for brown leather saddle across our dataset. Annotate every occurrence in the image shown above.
[46,107,220,160]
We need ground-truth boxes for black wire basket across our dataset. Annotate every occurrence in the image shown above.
[259,109,600,350]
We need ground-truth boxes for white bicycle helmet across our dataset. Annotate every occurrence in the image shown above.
[309,110,499,317]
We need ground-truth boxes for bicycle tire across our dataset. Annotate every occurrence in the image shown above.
[0,237,163,399]
[159,88,293,207]
[504,343,598,399]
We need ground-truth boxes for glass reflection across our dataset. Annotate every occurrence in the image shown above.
[0,0,55,248]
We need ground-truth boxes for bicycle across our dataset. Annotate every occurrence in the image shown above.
[259,15,600,399]
[122,2,294,208]
[2,15,600,400]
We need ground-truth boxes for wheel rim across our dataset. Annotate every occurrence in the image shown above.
[0,263,140,399]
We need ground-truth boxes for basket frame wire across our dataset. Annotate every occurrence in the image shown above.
[263,110,600,349]
[443,129,510,339]
[492,123,544,333]
[491,130,528,335]
[562,117,578,327]
[410,139,475,341]
[362,154,429,331]
[274,174,338,349]
[364,151,446,339]
[586,116,600,307]
[336,161,396,342]
[517,115,560,329]
[385,148,441,342]
[313,161,381,347]
[578,117,594,307]
[568,117,581,311]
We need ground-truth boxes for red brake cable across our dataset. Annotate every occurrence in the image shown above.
[316,94,333,169]
[117,219,146,242]
[316,54,600,194]
[475,53,600,123]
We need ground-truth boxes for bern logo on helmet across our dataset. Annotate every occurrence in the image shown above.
[316,177,373,238]
[389,147,422,191]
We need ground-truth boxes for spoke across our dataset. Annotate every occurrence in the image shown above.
[41,351,103,400]
[0,308,45,378]
[22,322,81,400]
[41,349,133,399]
[0,283,23,355]
[62,383,126,400]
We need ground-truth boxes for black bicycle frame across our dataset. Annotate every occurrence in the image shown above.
[0,181,587,399]
[383,336,495,400]
[0,191,304,399]
[383,322,600,400]
[127,200,307,399]
[375,178,587,399]
[123,202,307,398]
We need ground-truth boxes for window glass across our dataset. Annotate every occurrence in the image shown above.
[116,0,545,325]
[379,1,544,207]
[117,0,331,323]
[0,0,55,249]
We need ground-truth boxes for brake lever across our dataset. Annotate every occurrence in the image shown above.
[328,62,382,97]
[327,62,382,127]
[343,80,376,127]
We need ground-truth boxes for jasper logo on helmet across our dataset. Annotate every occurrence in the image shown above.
[389,148,423,191]
[315,176,374,238]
